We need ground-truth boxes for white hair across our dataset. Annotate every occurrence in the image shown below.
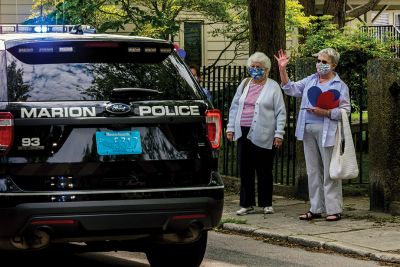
[317,48,340,64]
[247,52,271,69]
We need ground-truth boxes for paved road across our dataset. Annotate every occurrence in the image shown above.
[2,231,384,267]
[202,231,383,267]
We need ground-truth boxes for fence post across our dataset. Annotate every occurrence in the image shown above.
[293,58,316,200]
[367,59,400,215]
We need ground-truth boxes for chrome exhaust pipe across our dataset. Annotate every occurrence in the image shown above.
[161,224,202,244]
[11,227,51,250]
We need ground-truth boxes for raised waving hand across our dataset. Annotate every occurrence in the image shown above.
[274,49,290,69]
[274,49,290,85]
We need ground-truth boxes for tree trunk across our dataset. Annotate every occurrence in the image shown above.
[248,0,285,81]
[299,0,315,44]
[367,59,400,215]
[346,0,382,20]
[299,0,315,16]
[323,0,346,28]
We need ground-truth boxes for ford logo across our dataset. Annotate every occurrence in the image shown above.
[105,103,131,115]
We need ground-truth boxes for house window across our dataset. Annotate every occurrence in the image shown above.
[184,22,202,67]
[395,13,400,27]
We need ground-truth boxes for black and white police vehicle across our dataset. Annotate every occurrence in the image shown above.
[0,24,223,267]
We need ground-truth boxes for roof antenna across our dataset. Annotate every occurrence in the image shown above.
[40,0,43,29]
[15,0,20,32]
[62,1,65,32]
[15,0,18,24]
[55,0,57,25]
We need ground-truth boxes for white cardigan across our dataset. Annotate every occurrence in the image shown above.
[226,78,286,149]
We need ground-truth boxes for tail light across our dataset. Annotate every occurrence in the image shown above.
[0,112,14,156]
[206,109,222,149]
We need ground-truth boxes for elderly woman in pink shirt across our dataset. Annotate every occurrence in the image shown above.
[226,52,287,216]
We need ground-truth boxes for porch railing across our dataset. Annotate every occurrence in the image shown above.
[361,25,400,57]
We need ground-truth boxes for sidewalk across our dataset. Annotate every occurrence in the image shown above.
[221,193,400,265]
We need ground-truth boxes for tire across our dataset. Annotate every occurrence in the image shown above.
[146,231,208,267]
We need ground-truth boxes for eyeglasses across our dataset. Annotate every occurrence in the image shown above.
[316,59,330,64]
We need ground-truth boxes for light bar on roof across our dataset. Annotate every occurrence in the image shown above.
[18,26,38,32]
[1,26,15,33]
[0,24,94,34]
[51,26,65,33]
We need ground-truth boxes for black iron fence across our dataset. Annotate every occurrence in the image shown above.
[200,65,249,179]
[200,65,369,185]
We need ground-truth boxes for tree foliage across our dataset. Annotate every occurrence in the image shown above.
[299,15,395,59]
[30,0,117,28]
[286,0,313,33]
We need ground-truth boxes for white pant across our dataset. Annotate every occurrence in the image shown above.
[303,124,343,215]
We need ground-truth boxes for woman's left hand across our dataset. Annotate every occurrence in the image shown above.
[273,137,283,149]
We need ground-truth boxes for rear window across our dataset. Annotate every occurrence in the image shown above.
[5,41,202,101]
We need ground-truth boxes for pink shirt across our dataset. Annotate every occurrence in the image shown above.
[240,82,264,126]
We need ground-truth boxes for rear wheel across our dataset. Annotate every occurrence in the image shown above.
[146,231,208,267]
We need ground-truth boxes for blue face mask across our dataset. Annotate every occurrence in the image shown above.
[249,67,265,80]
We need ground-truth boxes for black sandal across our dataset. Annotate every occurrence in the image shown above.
[299,211,322,220]
[326,213,342,221]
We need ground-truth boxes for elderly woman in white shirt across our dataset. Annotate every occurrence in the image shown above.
[226,52,286,216]
[275,48,351,222]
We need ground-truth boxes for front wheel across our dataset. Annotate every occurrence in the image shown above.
[146,231,208,267]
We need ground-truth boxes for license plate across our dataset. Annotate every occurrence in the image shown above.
[96,131,142,156]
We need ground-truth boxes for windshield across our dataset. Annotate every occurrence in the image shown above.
[5,41,201,101]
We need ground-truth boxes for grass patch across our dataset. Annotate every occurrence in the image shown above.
[217,217,247,229]
[351,111,368,122]
[345,214,400,225]
[373,216,400,224]
[343,183,369,196]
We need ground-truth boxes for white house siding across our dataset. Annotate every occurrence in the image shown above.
[176,11,248,67]
[203,23,249,66]
[0,0,32,24]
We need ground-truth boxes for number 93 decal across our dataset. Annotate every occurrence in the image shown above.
[18,137,45,150]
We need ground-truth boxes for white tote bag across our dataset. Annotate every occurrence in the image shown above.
[330,109,359,180]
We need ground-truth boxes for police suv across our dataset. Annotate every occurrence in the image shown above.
[0,25,223,267]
